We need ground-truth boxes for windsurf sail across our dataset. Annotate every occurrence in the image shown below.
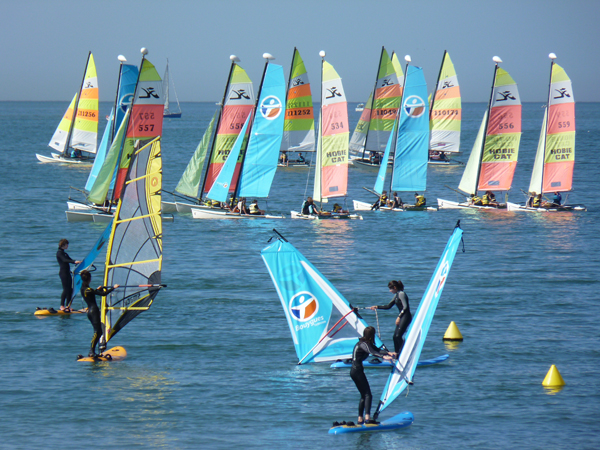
[175,109,219,199]
[373,119,397,195]
[85,109,114,192]
[375,223,463,416]
[429,51,461,153]
[237,63,286,198]
[101,137,164,343]
[317,59,349,201]
[391,65,429,192]
[281,48,315,152]
[529,59,575,194]
[261,236,384,363]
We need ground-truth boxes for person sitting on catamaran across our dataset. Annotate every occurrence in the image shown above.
[56,239,81,312]
[80,270,119,358]
[371,191,388,210]
[533,194,542,208]
[488,191,498,206]
[469,194,482,206]
[302,197,320,215]
[369,280,412,355]
[551,191,562,206]
[280,151,288,166]
[414,193,426,207]
[482,192,490,206]
[297,153,305,163]
[235,198,249,214]
[389,192,402,209]
[249,200,264,215]
[350,326,396,426]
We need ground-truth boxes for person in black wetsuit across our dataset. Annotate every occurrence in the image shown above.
[351,326,395,425]
[80,270,119,357]
[370,280,412,354]
[56,239,81,312]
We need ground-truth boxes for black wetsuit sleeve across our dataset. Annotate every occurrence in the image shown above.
[94,286,115,296]
[57,250,76,265]
[376,295,398,310]
[362,341,389,358]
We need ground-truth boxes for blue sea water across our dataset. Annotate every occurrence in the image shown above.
[0,101,599,449]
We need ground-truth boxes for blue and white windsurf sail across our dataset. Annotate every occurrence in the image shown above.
[391,66,429,192]
[238,63,286,198]
[70,222,113,304]
[85,109,114,192]
[375,222,463,416]
[373,119,397,195]
[261,236,384,364]
[114,64,139,135]
[206,114,252,203]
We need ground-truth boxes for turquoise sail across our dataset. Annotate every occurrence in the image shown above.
[85,109,114,192]
[391,66,429,192]
[71,222,113,304]
[375,223,463,416]
[206,114,251,203]
[114,64,139,136]
[238,64,286,198]
[373,119,397,195]
[261,237,384,364]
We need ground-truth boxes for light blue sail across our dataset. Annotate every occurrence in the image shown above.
[70,222,113,304]
[114,64,139,135]
[206,114,251,203]
[376,223,463,415]
[391,66,429,192]
[373,119,397,195]
[261,238,384,364]
[238,64,286,198]
[85,109,114,191]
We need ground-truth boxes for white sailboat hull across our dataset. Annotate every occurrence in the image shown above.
[353,200,436,212]
[36,153,91,165]
[437,198,507,210]
[191,208,284,220]
[506,202,586,212]
[290,210,363,220]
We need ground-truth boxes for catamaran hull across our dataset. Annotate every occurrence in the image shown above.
[290,211,363,220]
[191,208,284,220]
[328,411,414,435]
[506,202,586,212]
[36,153,91,165]
[161,201,178,213]
[353,200,436,212]
[437,198,506,210]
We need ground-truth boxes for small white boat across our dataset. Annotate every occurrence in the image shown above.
[290,211,362,220]
[437,198,506,210]
[36,153,90,165]
[506,202,585,212]
[353,200,436,212]
[191,208,283,220]
[355,102,365,111]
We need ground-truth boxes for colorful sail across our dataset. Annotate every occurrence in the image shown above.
[71,53,99,153]
[373,119,397,195]
[365,48,402,153]
[114,64,140,138]
[203,64,254,195]
[376,224,463,415]
[319,60,349,199]
[391,52,405,84]
[458,111,487,194]
[175,109,219,198]
[529,62,575,194]
[85,109,114,192]
[101,137,164,344]
[281,48,315,152]
[49,93,78,153]
[349,92,373,158]
[261,238,384,364]
[206,115,251,202]
[238,64,286,198]
[114,57,164,200]
[391,66,429,192]
[478,67,521,191]
[429,51,461,153]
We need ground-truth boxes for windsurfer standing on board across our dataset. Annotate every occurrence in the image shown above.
[369,280,412,355]
[80,270,119,358]
[56,239,81,312]
[350,326,395,425]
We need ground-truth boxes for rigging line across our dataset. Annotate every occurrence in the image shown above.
[298,309,357,364]
[375,308,381,340]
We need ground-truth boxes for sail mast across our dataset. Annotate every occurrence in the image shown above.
[316,50,325,209]
[429,50,447,125]
[110,56,127,141]
[540,54,556,195]
[198,56,238,198]
[389,55,411,192]
[63,51,92,156]
[360,46,386,162]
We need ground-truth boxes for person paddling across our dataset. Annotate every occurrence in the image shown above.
[80,270,119,358]
[369,280,412,355]
[350,326,395,425]
[56,239,81,312]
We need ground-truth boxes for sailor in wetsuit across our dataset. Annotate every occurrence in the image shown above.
[301,197,320,215]
[370,280,412,354]
[351,326,395,425]
[56,239,81,312]
[79,270,119,357]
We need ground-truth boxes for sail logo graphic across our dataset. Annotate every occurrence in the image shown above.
[292,78,305,87]
[553,88,571,99]
[403,95,426,118]
[260,96,282,120]
[231,89,250,100]
[434,261,450,297]
[442,81,455,89]
[381,78,394,87]
[496,90,516,102]
[289,291,319,322]
[120,93,134,113]
[325,87,342,99]
[140,87,160,99]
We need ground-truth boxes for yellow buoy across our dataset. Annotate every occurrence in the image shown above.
[542,365,565,387]
[443,321,463,341]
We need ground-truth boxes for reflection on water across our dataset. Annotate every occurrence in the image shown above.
[543,385,565,395]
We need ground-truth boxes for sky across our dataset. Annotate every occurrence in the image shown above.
[2,0,599,103]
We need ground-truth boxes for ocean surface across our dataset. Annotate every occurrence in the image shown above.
[1,101,599,449]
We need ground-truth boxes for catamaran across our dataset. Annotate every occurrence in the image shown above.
[507,54,585,212]
[292,51,362,220]
[66,49,166,223]
[353,56,434,212]
[438,56,521,210]
[190,53,286,219]
[349,48,403,167]
[163,58,182,118]
[329,223,464,434]
[37,51,99,164]
[279,48,315,167]
[428,50,462,166]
